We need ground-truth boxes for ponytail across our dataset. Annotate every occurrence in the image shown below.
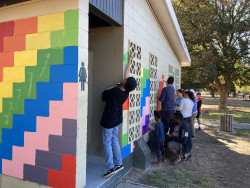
[185,91,195,102]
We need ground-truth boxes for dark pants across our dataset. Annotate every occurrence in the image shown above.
[155,141,165,161]
[161,110,175,131]
[184,116,192,128]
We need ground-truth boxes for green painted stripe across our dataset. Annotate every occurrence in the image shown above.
[0,48,63,142]
[123,51,129,63]
[0,9,78,142]
[122,133,128,147]
[143,68,150,79]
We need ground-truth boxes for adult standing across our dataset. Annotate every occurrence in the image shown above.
[177,91,194,138]
[190,89,197,138]
[175,89,184,107]
[196,92,203,130]
[101,55,137,178]
[159,76,175,132]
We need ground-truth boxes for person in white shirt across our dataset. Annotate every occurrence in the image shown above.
[177,91,195,138]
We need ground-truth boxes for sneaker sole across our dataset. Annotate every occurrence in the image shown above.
[114,166,124,173]
[103,171,115,179]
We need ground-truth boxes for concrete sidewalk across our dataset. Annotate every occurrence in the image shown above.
[200,120,250,129]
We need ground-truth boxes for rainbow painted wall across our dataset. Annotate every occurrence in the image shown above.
[0,9,79,188]
[121,52,150,159]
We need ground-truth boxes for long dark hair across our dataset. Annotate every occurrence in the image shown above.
[177,89,184,96]
[185,91,195,102]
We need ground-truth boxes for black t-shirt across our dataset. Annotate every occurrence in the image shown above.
[100,87,129,129]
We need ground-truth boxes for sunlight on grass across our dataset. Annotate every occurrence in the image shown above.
[201,99,250,124]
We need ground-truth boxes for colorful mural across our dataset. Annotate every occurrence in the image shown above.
[121,50,150,159]
[121,51,131,158]
[0,10,79,188]
[140,68,150,136]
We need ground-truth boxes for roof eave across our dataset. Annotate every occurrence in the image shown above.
[148,0,191,66]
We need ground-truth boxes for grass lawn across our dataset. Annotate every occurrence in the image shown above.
[200,98,250,124]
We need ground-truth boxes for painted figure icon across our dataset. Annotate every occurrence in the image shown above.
[79,62,87,91]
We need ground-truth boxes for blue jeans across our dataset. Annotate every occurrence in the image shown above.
[102,125,122,170]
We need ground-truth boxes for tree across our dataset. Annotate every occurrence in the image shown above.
[172,0,250,109]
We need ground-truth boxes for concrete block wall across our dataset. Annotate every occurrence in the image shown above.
[0,0,89,188]
[88,26,123,156]
[121,0,182,158]
[76,0,89,187]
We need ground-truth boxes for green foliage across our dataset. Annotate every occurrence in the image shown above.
[172,0,250,108]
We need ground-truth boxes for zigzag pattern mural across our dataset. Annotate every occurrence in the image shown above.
[0,10,78,188]
[140,68,150,136]
[121,50,150,159]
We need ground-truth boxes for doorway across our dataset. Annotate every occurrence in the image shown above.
[86,11,123,188]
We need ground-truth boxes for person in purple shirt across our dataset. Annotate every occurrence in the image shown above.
[159,76,175,132]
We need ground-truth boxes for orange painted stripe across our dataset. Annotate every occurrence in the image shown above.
[0,52,14,68]
[3,35,26,52]
[15,17,38,36]
[0,68,2,82]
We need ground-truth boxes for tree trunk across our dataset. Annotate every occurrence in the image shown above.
[215,74,231,110]
[211,92,215,97]
[218,90,228,110]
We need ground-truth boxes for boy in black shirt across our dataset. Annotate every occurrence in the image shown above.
[101,55,137,178]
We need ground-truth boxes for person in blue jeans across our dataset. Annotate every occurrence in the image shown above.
[101,54,137,178]
[148,110,165,165]
[159,76,175,132]
[190,89,197,138]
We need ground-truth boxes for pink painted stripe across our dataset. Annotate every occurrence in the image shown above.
[131,142,134,153]
[2,160,23,179]
[2,83,77,178]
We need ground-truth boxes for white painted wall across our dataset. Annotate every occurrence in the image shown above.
[76,0,89,187]
[123,0,182,140]
[123,0,181,84]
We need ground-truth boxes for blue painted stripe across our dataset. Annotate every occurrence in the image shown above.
[122,144,131,159]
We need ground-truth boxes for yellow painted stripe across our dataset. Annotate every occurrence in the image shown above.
[26,32,50,50]
[38,12,64,32]
[14,50,37,67]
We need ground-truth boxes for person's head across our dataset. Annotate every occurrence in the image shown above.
[81,62,84,66]
[177,89,184,98]
[154,110,162,122]
[124,77,137,92]
[185,91,195,102]
[173,112,183,125]
[196,92,201,98]
[167,76,174,85]
[190,89,195,96]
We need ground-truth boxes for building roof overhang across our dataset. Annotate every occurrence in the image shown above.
[148,0,191,66]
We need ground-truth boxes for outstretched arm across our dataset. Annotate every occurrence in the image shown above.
[124,54,134,80]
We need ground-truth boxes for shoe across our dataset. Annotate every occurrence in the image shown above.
[114,165,124,173]
[197,127,201,131]
[172,157,182,165]
[191,136,195,139]
[182,154,192,161]
[103,168,115,178]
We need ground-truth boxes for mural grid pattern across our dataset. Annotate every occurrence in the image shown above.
[0,10,79,188]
